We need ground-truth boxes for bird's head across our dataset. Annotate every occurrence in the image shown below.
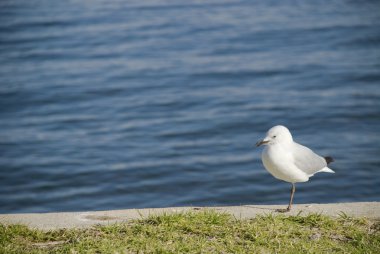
[256,125,293,147]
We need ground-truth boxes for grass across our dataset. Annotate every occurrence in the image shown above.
[1,210,379,253]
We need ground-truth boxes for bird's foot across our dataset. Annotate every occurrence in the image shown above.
[276,207,291,213]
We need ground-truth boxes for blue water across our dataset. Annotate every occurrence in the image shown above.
[1,1,379,213]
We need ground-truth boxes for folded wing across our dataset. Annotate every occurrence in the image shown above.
[292,142,327,176]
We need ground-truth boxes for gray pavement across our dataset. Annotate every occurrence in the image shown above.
[1,202,379,230]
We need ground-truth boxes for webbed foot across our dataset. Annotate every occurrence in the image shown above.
[275,207,290,213]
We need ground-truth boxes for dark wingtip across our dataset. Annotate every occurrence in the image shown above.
[324,156,334,164]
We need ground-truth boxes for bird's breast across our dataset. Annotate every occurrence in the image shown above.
[261,145,308,183]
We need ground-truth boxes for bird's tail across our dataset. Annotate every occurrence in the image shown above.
[322,156,335,173]
[320,167,335,173]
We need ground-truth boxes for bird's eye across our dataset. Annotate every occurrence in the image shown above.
[273,135,276,138]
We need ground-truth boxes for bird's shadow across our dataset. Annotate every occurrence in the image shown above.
[242,205,277,211]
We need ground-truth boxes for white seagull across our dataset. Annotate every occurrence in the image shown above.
[256,125,334,212]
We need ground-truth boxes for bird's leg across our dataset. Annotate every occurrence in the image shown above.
[276,183,295,213]
[288,183,295,210]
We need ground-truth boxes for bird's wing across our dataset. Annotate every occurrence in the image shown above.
[292,142,327,176]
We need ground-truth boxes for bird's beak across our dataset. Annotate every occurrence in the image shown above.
[256,138,269,147]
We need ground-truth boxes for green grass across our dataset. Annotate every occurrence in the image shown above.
[1,211,379,253]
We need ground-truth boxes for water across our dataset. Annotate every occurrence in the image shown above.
[0,0,379,213]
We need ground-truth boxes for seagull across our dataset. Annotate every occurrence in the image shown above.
[256,125,334,212]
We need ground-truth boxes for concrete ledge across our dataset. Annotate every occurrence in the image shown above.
[1,202,379,230]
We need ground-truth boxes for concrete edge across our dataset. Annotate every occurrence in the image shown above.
[0,202,379,230]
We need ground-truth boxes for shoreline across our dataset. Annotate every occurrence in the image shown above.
[1,202,379,230]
